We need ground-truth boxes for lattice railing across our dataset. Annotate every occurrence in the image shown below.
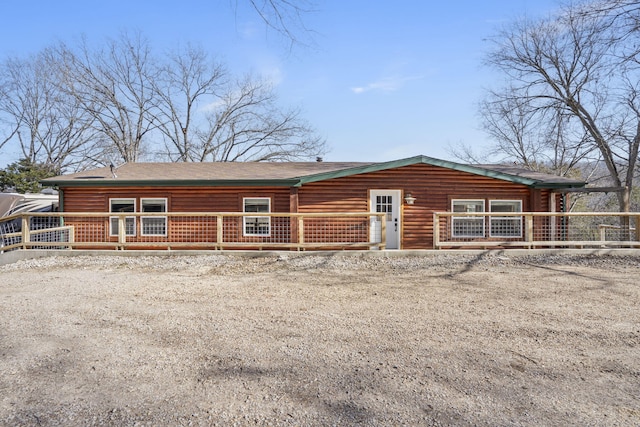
[3,211,639,252]
[0,212,386,252]
[433,212,640,249]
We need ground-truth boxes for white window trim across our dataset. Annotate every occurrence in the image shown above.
[109,198,136,237]
[243,197,271,237]
[489,200,523,238]
[140,198,168,237]
[451,199,485,238]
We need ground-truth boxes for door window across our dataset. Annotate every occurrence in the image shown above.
[376,195,393,221]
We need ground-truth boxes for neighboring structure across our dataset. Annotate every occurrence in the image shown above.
[0,191,59,217]
[41,155,586,250]
[0,191,60,250]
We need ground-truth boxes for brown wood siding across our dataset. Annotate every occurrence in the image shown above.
[61,186,291,213]
[298,164,541,249]
[59,163,553,250]
[60,186,292,246]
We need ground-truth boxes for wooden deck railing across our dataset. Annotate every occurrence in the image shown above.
[433,211,640,249]
[0,212,387,252]
[3,211,640,252]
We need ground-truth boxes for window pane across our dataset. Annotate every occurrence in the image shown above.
[452,218,485,237]
[139,199,167,236]
[141,199,166,213]
[490,218,522,237]
[142,217,167,236]
[110,199,134,213]
[243,198,270,236]
[490,200,522,237]
[376,195,393,220]
[244,217,270,235]
[452,200,485,237]
[244,198,269,213]
[452,200,484,213]
[490,201,521,213]
[110,199,136,236]
[110,217,136,236]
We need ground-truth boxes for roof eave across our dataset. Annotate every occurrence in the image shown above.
[295,156,427,185]
[531,181,587,190]
[42,178,301,187]
[296,155,577,188]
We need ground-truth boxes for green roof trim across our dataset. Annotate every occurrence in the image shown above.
[45,178,300,187]
[295,155,585,188]
[41,155,586,189]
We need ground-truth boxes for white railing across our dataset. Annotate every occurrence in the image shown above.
[433,212,640,249]
[0,212,387,252]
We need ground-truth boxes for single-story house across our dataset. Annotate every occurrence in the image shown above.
[42,155,586,249]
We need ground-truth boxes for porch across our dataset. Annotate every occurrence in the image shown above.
[433,211,640,249]
[1,211,639,252]
[0,212,387,251]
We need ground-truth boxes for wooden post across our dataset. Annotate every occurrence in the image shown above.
[118,216,126,249]
[298,216,304,250]
[21,216,30,249]
[635,214,640,243]
[526,214,534,249]
[432,213,439,249]
[290,188,299,249]
[549,194,557,242]
[68,225,75,249]
[380,213,386,249]
[216,215,223,249]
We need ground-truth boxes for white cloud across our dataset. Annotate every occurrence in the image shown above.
[350,75,422,94]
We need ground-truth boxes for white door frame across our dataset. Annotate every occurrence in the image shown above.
[370,189,401,249]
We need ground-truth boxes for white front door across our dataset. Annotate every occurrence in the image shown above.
[370,190,401,249]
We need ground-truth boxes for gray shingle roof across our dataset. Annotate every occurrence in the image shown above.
[42,155,587,189]
[51,161,370,182]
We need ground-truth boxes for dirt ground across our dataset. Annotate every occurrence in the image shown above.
[0,252,639,426]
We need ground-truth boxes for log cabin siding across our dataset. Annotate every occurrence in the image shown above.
[57,163,564,250]
[60,186,293,247]
[297,164,540,249]
[61,186,292,212]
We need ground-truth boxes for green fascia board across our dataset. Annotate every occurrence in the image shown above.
[42,155,586,189]
[44,178,300,188]
[530,182,583,189]
[295,155,433,185]
[295,155,586,188]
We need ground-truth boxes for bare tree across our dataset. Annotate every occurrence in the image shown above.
[153,45,227,162]
[483,0,640,213]
[0,79,20,154]
[57,32,162,164]
[195,75,325,161]
[154,46,326,162]
[236,0,317,50]
[1,32,325,169]
[476,88,599,177]
[0,52,97,172]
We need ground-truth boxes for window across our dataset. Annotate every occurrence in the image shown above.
[490,200,522,238]
[452,200,485,237]
[375,195,393,221]
[110,198,136,236]
[243,198,270,236]
[141,198,167,236]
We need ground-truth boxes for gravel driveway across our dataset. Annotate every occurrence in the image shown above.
[0,252,639,426]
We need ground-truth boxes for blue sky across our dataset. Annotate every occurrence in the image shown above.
[0,0,561,167]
